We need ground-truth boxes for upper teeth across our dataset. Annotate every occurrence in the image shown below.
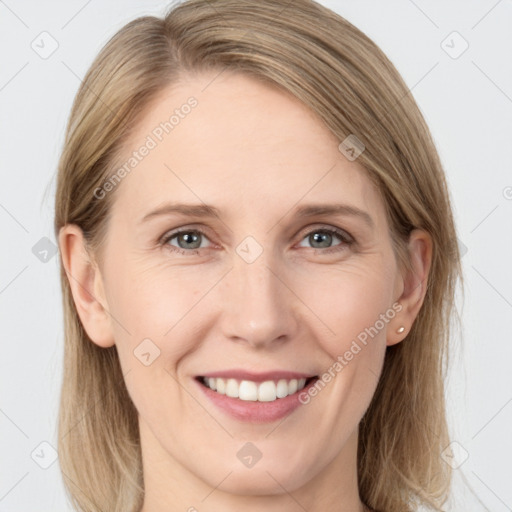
[203,377,308,402]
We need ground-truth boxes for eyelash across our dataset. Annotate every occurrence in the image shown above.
[159,225,354,256]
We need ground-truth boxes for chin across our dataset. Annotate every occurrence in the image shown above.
[202,459,312,497]
[217,470,298,496]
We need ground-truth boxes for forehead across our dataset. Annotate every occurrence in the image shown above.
[109,71,386,227]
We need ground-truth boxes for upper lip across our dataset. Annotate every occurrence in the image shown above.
[199,369,317,383]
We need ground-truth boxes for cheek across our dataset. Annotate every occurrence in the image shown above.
[292,257,396,359]
[107,255,190,326]
[299,258,395,429]
[105,257,224,366]
[105,259,207,430]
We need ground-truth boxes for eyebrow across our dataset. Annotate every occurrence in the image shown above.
[295,204,374,228]
[140,202,374,229]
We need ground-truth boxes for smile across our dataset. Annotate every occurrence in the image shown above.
[194,369,319,423]
[199,376,314,402]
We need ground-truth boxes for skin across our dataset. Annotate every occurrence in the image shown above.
[59,71,432,512]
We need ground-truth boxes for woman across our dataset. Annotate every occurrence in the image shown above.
[54,0,464,510]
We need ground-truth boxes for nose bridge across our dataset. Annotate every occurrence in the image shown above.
[220,241,296,347]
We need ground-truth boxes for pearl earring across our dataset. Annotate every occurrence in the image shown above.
[397,326,405,333]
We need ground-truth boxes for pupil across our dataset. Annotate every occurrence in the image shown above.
[311,232,331,248]
[179,232,200,249]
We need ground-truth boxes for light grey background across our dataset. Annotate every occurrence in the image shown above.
[1,0,511,510]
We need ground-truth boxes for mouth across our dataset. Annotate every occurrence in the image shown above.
[194,369,321,423]
[195,375,319,403]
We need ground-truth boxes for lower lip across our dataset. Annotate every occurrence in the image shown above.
[195,377,318,424]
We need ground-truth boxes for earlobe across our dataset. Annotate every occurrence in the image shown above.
[387,229,432,347]
[58,224,115,348]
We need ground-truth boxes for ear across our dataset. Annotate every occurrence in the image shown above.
[58,224,115,348]
[387,229,432,347]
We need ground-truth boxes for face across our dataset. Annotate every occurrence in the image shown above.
[73,71,413,504]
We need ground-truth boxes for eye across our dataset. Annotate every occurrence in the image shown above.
[160,225,354,256]
[161,229,212,254]
[297,226,353,253]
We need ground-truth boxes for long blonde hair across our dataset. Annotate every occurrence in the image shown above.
[54,1,464,510]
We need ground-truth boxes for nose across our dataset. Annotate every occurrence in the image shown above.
[218,247,299,349]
